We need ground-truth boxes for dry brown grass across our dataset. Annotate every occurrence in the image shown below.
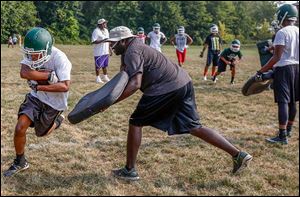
[1,44,299,196]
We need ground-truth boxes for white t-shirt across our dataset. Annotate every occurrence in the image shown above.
[273,25,299,67]
[147,31,166,52]
[20,46,72,111]
[91,27,109,56]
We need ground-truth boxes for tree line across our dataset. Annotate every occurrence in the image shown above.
[1,1,279,45]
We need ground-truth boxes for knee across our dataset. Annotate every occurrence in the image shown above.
[15,123,27,137]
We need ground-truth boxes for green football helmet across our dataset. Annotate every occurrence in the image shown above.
[137,27,144,34]
[230,39,241,52]
[276,4,298,27]
[22,27,53,69]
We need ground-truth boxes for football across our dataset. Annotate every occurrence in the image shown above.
[36,69,51,85]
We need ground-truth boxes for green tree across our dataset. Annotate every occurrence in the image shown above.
[138,1,185,37]
[1,1,40,43]
[34,1,81,44]
[180,1,212,45]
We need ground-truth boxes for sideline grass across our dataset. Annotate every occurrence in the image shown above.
[1,44,299,196]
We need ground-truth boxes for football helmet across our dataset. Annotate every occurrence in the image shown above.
[275,4,298,27]
[230,39,241,52]
[210,24,218,34]
[137,27,144,34]
[22,27,53,70]
[177,26,185,35]
[153,23,161,33]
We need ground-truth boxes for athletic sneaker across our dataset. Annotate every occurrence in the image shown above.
[230,81,235,85]
[266,133,288,144]
[55,114,65,129]
[203,76,207,81]
[96,76,104,83]
[232,151,253,174]
[103,75,110,82]
[112,166,140,181]
[3,159,29,177]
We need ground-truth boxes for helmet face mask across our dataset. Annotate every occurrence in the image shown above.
[177,26,185,35]
[153,23,160,33]
[22,27,53,70]
[153,27,160,33]
[230,45,240,52]
[210,26,218,34]
[230,40,241,52]
[137,27,144,35]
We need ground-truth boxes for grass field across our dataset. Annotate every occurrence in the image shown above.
[1,44,299,196]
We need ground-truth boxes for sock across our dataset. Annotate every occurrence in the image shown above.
[125,165,133,171]
[16,153,26,164]
[203,67,208,76]
[287,124,292,132]
[211,66,216,76]
[233,152,239,158]
[231,77,235,83]
[279,129,287,139]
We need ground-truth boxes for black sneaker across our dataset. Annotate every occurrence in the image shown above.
[266,135,288,144]
[112,166,140,181]
[3,159,29,177]
[266,131,288,144]
[232,151,253,174]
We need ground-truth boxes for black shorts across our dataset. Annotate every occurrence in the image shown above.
[273,64,299,103]
[18,93,63,137]
[217,60,234,73]
[206,50,220,67]
[129,81,202,135]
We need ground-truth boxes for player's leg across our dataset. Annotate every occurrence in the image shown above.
[112,124,142,181]
[4,114,31,177]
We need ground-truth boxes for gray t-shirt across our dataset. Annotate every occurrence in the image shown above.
[123,38,191,96]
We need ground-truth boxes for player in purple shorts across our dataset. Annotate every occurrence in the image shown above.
[91,18,112,83]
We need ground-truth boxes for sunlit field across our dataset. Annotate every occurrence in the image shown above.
[1,44,299,195]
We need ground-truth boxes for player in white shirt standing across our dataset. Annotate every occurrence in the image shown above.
[3,27,72,177]
[91,18,112,83]
[258,4,299,144]
[147,23,167,53]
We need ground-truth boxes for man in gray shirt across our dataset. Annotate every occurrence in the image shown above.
[106,26,252,181]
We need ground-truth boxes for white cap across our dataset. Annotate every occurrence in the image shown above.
[106,26,136,42]
[97,18,107,25]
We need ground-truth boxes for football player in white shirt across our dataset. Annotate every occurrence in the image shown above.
[146,23,167,52]
[3,27,72,177]
[91,18,112,83]
[258,4,299,144]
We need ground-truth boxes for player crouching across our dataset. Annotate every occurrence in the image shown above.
[212,39,243,84]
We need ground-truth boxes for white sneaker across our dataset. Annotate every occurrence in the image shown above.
[96,76,104,83]
[203,76,207,81]
[103,75,110,82]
